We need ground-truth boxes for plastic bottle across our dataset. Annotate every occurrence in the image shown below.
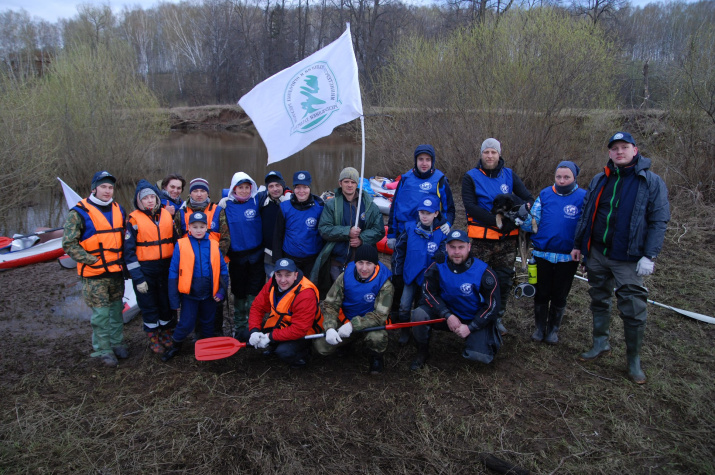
[527,257,537,284]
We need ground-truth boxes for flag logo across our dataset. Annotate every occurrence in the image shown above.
[245,209,257,219]
[363,293,376,303]
[285,62,340,135]
[460,283,473,295]
[500,184,510,193]
[419,182,433,191]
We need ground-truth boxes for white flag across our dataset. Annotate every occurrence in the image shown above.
[238,26,363,164]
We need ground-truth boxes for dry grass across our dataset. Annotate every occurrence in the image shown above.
[0,197,714,474]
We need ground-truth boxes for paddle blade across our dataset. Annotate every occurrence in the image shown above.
[195,337,246,361]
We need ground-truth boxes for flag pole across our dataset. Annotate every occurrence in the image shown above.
[355,115,366,228]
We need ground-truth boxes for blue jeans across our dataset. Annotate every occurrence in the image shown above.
[174,296,217,343]
[398,281,419,323]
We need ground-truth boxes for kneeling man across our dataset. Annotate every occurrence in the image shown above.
[411,229,501,370]
[313,245,393,374]
[248,258,322,368]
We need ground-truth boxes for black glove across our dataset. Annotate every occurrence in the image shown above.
[500,219,517,234]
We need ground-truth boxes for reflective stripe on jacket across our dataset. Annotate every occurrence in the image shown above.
[75,198,124,277]
[177,236,220,296]
[129,208,175,261]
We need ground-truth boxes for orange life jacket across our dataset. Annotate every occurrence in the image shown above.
[467,218,519,240]
[129,208,175,261]
[184,203,221,242]
[177,236,220,296]
[263,277,323,335]
[76,199,124,277]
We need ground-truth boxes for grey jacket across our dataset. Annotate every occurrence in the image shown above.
[573,154,670,260]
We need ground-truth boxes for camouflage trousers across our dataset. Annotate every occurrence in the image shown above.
[470,238,518,316]
[81,275,126,357]
[312,329,388,355]
[81,275,125,308]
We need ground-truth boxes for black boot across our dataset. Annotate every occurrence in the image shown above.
[368,351,384,374]
[531,304,548,342]
[410,343,429,371]
[161,340,183,362]
[544,306,565,345]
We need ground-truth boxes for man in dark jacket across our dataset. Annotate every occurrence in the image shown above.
[255,171,291,277]
[462,138,534,335]
[571,132,670,384]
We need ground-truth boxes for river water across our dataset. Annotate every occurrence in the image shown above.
[5,130,376,235]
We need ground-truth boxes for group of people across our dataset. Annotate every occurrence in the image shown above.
[62,131,669,383]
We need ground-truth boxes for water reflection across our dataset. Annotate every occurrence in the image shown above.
[4,130,368,235]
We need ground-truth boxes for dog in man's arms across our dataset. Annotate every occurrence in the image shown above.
[491,193,537,272]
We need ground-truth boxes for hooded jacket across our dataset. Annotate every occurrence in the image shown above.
[387,145,456,238]
[573,154,670,260]
[125,180,178,285]
[223,172,263,259]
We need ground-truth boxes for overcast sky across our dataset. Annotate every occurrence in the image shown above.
[0,0,695,23]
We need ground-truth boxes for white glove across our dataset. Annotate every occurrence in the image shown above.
[218,196,230,208]
[386,238,396,250]
[636,257,655,276]
[136,282,149,294]
[325,328,342,345]
[440,223,450,234]
[337,322,353,338]
[256,333,271,348]
[249,332,263,348]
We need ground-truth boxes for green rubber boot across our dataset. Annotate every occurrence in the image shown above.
[531,304,548,342]
[578,312,612,361]
[624,324,646,384]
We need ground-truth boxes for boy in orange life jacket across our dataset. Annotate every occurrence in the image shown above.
[163,212,229,361]
[124,180,179,356]
[247,258,321,368]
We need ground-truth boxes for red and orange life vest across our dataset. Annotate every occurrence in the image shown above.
[76,199,124,277]
[129,208,175,261]
[177,236,220,296]
[263,277,323,335]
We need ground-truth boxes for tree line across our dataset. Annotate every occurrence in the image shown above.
[1,0,713,108]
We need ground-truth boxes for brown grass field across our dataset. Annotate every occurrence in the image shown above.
[0,199,713,474]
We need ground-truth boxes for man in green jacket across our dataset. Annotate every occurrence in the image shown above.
[311,167,385,297]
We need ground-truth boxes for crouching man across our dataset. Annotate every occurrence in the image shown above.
[247,258,322,368]
[313,245,393,374]
[410,230,501,370]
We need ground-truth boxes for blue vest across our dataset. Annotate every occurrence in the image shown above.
[72,201,124,241]
[179,203,221,237]
[225,198,262,252]
[342,262,392,320]
[465,167,514,223]
[532,186,586,254]
[280,200,324,258]
[437,258,488,321]
[393,169,446,234]
[403,221,446,286]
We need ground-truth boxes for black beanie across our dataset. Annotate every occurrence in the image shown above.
[354,244,379,265]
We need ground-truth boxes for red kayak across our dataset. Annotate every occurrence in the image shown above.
[0,236,65,270]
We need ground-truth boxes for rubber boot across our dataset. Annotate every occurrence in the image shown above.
[397,314,411,346]
[147,332,165,354]
[158,328,174,349]
[410,343,430,371]
[624,324,646,384]
[495,317,508,336]
[232,297,248,338]
[531,303,548,342]
[544,306,565,345]
[578,312,612,361]
[368,350,384,374]
[161,339,183,362]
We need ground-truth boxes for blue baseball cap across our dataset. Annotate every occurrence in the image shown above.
[445,229,470,243]
[608,132,636,148]
[293,171,312,187]
[274,258,298,272]
[188,212,207,224]
[417,198,439,213]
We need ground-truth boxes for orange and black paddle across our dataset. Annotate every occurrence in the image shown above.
[194,318,446,361]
